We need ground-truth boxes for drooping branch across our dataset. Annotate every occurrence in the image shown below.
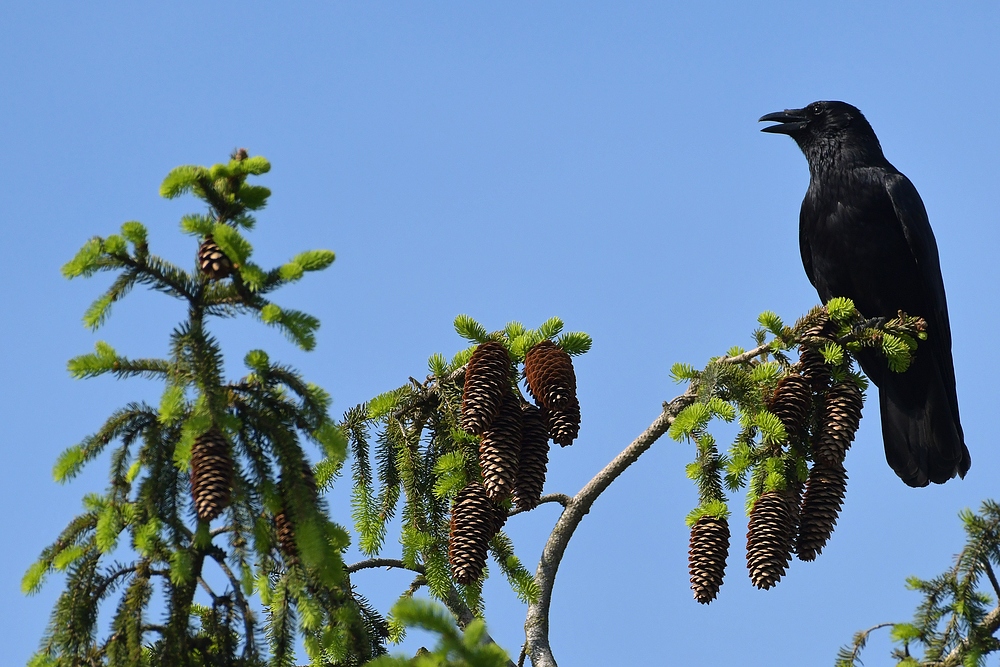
[522,342,772,667]
[523,387,696,667]
[934,606,1000,667]
[345,557,516,666]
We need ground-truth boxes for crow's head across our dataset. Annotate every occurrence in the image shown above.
[759,101,882,161]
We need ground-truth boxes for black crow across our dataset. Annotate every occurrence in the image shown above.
[760,100,970,487]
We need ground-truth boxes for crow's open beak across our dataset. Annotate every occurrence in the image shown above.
[759,109,808,134]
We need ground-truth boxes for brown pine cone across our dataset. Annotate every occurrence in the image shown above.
[274,510,298,562]
[689,516,730,604]
[797,309,835,392]
[479,391,522,502]
[274,459,318,561]
[814,380,864,465]
[798,346,832,393]
[768,374,812,440]
[796,462,848,561]
[512,403,550,511]
[524,341,577,410]
[190,427,234,523]
[746,490,797,589]
[461,342,513,435]
[198,235,233,280]
[546,396,581,447]
[449,483,504,585]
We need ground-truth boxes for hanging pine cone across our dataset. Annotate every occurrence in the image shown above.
[198,235,233,280]
[479,391,522,502]
[512,403,550,511]
[796,462,848,561]
[798,310,835,392]
[461,341,513,435]
[798,347,832,393]
[274,510,298,562]
[768,374,812,440]
[546,396,581,447]
[274,460,318,561]
[190,427,234,523]
[524,341,577,410]
[746,490,798,589]
[814,380,864,465]
[689,515,730,604]
[449,483,503,585]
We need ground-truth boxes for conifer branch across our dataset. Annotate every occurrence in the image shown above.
[345,557,515,665]
[937,606,1000,667]
[205,547,257,657]
[524,386,697,667]
[114,252,196,302]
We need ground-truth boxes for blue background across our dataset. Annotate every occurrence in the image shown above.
[2,3,998,665]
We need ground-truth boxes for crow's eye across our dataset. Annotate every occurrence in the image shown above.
[810,104,823,116]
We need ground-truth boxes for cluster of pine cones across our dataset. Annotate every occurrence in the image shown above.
[688,324,864,604]
[448,340,581,585]
[190,426,318,565]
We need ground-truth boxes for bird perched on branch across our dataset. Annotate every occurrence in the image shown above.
[760,100,970,487]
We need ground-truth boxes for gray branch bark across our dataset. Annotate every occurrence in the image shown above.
[523,387,697,667]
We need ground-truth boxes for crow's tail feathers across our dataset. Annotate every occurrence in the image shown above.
[879,374,971,487]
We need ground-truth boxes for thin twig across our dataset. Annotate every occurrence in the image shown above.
[345,557,515,666]
[508,494,572,518]
[717,342,770,365]
[205,547,257,657]
[843,623,895,666]
[197,576,219,601]
[346,558,419,575]
[985,561,1000,603]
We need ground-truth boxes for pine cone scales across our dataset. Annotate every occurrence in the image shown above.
[546,396,581,447]
[274,460,318,561]
[479,392,523,502]
[198,235,233,280]
[798,346,832,393]
[746,491,797,589]
[796,463,848,561]
[461,342,513,435]
[449,483,503,585]
[689,516,730,604]
[524,341,577,410]
[190,427,233,522]
[512,403,550,511]
[815,380,864,465]
[768,374,811,439]
[274,510,297,561]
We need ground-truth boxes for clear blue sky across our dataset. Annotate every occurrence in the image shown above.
[3,3,999,665]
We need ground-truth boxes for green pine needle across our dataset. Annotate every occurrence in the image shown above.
[826,297,856,323]
[556,331,593,356]
[291,249,336,272]
[453,314,489,343]
[669,362,699,383]
[758,310,784,334]
[536,316,564,340]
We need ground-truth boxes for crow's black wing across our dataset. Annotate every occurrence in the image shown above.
[883,172,953,353]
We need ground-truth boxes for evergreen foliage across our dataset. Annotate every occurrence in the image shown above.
[30,149,988,667]
[838,500,1000,667]
[343,316,588,634]
[669,304,928,597]
[26,152,382,667]
[366,599,511,667]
